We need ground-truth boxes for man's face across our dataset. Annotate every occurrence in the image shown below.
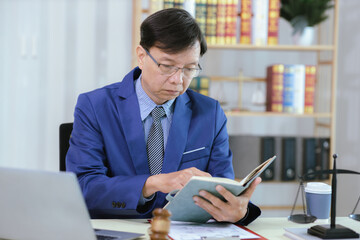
[137,41,201,105]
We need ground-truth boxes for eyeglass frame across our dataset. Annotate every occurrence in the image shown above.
[143,48,202,78]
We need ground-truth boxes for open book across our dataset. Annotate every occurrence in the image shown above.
[164,156,276,223]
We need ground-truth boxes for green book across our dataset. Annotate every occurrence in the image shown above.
[164,156,276,223]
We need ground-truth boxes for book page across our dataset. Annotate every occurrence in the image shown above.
[239,156,276,186]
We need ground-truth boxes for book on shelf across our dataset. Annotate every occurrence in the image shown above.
[163,0,175,8]
[260,137,275,181]
[183,0,196,17]
[205,0,218,45]
[284,227,325,240]
[303,138,317,180]
[195,0,207,35]
[267,0,280,45]
[282,137,296,181]
[252,0,268,46]
[164,156,276,222]
[239,0,252,44]
[216,0,227,44]
[304,65,317,114]
[225,0,238,44]
[266,64,316,114]
[315,138,330,180]
[189,76,210,96]
[266,64,284,112]
[283,65,305,114]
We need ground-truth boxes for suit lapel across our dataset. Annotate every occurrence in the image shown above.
[116,68,149,175]
[162,93,192,173]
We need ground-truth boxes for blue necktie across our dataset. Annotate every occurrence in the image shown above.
[147,107,166,175]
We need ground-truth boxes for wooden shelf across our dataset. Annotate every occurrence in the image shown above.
[225,111,332,118]
[208,44,335,52]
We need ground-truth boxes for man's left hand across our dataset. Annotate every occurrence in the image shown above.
[193,177,262,223]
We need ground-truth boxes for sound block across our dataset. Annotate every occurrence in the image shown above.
[308,224,359,239]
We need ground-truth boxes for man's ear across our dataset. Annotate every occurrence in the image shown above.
[136,45,146,70]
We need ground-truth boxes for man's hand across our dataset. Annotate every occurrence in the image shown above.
[192,177,262,223]
[142,167,211,197]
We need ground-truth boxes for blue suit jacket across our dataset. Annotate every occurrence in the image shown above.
[66,67,260,224]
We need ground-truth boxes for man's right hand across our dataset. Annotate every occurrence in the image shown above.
[142,167,211,198]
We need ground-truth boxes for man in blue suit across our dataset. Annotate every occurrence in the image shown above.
[67,8,261,225]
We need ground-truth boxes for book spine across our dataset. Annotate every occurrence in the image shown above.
[316,138,330,180]
[205,0,218,45]
[195,0,207,35]
[183,0,196,17]
[174,0,184,8]
[281,137,296,181]
[304,65,317,114]
[216,0,227,44]
[252,0,268,46]
[239,0,252,44]
[282,64,296,113]
[225,0,238,44]
[303,138,317,180]
[164,0,175,8]
[267,0,280,45]
[292,65,305,114]
[260,137,275,181]
[266,64,284,112]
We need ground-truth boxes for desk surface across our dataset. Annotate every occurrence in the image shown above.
[91,217,360,240]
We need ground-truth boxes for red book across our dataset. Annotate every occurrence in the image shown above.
[304,65,317,113]
[216,0,227,44]
[240,0,252,44]
[267,0,280,45]
[225,0,238,44]
[266,64,285,112]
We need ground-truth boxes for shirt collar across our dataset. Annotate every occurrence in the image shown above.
[135,74,175,121]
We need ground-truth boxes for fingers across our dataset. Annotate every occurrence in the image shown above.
[192,178,262,223]
[241,177,262,198]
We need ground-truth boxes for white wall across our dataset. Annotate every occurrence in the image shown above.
[336,0,360,217]
[0,0,359,217]
[0,0,132,170]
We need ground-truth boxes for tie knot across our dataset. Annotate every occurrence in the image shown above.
[151,107,166,122]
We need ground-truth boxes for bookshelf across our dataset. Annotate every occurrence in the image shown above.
[132,0,339,215]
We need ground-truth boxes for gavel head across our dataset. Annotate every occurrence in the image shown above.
[149,208,171,240]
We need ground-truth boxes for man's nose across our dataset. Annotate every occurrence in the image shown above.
[169,69,184,84]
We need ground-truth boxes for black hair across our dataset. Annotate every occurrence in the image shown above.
[140,8,207,56]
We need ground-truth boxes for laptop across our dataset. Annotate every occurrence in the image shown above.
[0,167,144,240]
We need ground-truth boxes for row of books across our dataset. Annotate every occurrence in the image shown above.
[266,64,317,114]
[149,0,281,45]
[260,137,330,182]
[189,76,210,96]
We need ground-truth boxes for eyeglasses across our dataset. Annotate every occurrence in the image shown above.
[144,48,202,79]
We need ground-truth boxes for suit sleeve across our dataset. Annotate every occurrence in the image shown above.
[66,94,155,218]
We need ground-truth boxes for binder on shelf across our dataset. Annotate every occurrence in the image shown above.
[260,137,275,181]
[316,138,330,180]
[282,137,296,181]
[303,138,317,180]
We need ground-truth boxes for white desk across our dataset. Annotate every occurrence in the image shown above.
[91,217,360,239]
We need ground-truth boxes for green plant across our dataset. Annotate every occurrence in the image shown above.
[280,0,334,34]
